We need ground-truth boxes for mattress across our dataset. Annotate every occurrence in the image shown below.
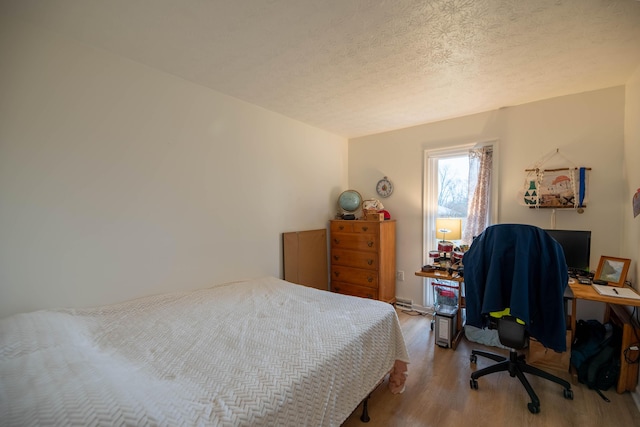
[0,276,409,426]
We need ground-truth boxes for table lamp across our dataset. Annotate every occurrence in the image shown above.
[436,218,462,243]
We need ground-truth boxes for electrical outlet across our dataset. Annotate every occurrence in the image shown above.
[396,271,405,281]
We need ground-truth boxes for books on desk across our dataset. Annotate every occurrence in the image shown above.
[591,284,640,300]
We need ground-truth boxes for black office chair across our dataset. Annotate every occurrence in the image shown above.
[463,224,574,414]
[469,313,573,414]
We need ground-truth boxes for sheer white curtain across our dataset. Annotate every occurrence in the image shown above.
[462,147,493,244]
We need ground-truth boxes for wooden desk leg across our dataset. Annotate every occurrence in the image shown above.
[568,298,578,384]
[452,327,465,350]
[570,298,577,343]
[619,324,639,393]
[607,304,639,394]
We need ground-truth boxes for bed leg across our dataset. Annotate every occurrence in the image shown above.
[360,395,371,423]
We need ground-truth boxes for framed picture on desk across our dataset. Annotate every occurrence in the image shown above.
[594,256,630,287]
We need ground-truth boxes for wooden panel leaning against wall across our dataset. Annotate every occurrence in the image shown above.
[283,229,328,291]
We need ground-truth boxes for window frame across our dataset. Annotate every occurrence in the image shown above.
[423,144,473,264]
[422,141,498,307]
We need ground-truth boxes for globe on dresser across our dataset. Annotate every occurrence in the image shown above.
[338,190,362,214]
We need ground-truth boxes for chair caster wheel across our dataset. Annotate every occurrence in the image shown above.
[470,378,478,390]
[527,402,540,414]
[470,354,477,363]
[564,388,574,400]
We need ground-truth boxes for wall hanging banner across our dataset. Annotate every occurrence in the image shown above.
[519,167,590,209]
[518,149,591,210]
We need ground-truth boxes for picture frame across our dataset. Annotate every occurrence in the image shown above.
[594,256,631,287]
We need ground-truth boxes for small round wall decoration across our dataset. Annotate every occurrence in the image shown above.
[376,176,393,198]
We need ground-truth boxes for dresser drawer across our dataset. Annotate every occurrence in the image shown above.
[331,281,378,300]
[330,233,379,252]
[331,265,378,288]
[352,222,379,234]
[330,221,354,233]
[331,249,378,270]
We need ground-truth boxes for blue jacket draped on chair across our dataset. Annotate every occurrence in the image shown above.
[463,224,568,352]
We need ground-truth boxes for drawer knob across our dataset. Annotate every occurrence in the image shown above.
[367,259,373,265]
[333,255,340,261]
[362,226,369,231]
[334,239,340,244]
[334,271,340,277]
[367,276,373,282]
[367,241,374,247]
[338,225,345,230]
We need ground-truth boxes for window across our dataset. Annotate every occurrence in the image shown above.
[422,142,496,308]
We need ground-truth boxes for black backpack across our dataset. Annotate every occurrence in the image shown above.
[571,319,622,400]
[571,319,610,371]
[585,345,620,391]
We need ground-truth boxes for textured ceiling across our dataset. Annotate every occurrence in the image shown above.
[2,0,640,138]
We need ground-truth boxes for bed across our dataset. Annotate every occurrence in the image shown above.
[0,276,409,426]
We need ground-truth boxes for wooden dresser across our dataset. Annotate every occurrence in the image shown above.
[329,219,396,303]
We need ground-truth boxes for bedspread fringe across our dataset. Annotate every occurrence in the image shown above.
[388,360,408,394]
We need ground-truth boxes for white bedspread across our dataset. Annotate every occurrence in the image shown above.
[0,276,409,426]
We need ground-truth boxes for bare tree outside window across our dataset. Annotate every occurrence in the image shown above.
[438,157,469,218]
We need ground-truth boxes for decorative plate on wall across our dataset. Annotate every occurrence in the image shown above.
[376,176,393,198]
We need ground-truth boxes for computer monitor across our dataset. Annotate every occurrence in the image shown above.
[544,229,591,273]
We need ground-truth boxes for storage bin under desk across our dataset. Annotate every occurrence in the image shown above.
[415,270,465,350]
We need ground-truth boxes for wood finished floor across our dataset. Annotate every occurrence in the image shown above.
[341,308,639,427]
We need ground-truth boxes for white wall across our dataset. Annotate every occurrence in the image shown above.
[0,18,347,318]
[622,65,640,408]
[349,87,627,320]
[1,15,635,322]
[623,65,640,290]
